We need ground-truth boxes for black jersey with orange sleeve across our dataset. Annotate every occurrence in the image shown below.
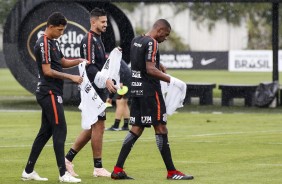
[80,30,106,83]
[130,35,161,97]
[35,35,64,95]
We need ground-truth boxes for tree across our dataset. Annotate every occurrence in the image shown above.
[187,2,277,49]
[0,0,18,25]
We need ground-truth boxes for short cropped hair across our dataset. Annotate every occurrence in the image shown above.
[153,19,171,30]
[90,7,107,18]
[47,12,67,27]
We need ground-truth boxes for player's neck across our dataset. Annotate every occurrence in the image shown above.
[90,27,101,36]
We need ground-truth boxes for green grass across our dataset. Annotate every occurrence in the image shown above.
[0,68,282,183]
[0,111,281,184]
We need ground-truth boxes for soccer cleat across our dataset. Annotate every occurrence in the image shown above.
[59,171,81,183]
[111,171,134,180]
[105,126,120,131]
[21,170,48,181]
[120,126,129,131]
[167,170,194,180]
[65,158,79,177]
[93,167,111,177]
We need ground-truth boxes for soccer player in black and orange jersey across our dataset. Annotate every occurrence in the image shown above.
[22,12,84,183]
[111,19,194,180]
[64,8,116,177]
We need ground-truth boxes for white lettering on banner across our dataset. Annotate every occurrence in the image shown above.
[160,54,193,69]
[228,50,273,72]
[37,30,84,58]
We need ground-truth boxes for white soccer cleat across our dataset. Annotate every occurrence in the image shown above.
[93,167,111,177]
[21,170,48,181]
[59,171,81,183]
[65,158,79,177]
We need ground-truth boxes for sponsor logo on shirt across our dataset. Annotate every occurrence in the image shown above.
[133,42,142,47]
[57,96,63,104]
[131,90,143,96]
[131,82,142,86]
[163,113,167,122]
[92,92,98,100]
[141,116,152,124]
[84,83,92,93]
[130,117,135,124]
[132,70,141,78]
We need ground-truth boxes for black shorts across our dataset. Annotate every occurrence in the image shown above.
[130,93,167,127]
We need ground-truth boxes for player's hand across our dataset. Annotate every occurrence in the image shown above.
[160,63,167,73]
[71,75,83,84]
[116,46,122,52]
[78,58,90,65]
[106,98,112,104]
[106,79,117,93]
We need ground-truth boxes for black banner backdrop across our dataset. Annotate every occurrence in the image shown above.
[4,0,134,103]
[160,52,228,70]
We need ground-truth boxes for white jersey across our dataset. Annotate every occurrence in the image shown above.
[161,76,187,115]
[78,61,106,129]
[94,48,122,89]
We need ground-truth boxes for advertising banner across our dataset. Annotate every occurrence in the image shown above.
[228,50,279,72]
[160,51,228,70]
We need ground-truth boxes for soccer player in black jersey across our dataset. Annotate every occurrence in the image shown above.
[111,19,194,180]
[64,8,116,177]
[22,12,84,183]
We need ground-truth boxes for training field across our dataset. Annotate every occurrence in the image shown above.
[0,69,282,184]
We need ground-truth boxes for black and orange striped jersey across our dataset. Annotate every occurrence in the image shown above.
[130,35,161,97]
[80,30,106,82]
[35,35,64,95]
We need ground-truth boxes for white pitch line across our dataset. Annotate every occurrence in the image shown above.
[0,142,74,148]
[175,161,282,166]
[190,130,282,137]
[0,109,40,112]
[1,130,281,148]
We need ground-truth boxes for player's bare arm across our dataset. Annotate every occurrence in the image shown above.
[159,63,167,73]
[146,62,170,83]
[42,64,83,84]
[61,57,88,68]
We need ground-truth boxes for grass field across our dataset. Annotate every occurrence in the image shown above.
[0,68,282,184]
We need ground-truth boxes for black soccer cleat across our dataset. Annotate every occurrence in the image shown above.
[111,171,134,180]
[106,126,120,131]
[167,170,194,180]
[120,126,129,131]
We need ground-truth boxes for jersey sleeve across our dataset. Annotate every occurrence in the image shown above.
[38,36,51,64]
[145,38,158,63]
[80,32,95,64]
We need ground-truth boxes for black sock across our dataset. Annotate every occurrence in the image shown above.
[65,148,78,162]
[116,131,139,168]
[122,118,129,127]
[156,134,176,171]
[113,119,121,128]
[94,158,102,168]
